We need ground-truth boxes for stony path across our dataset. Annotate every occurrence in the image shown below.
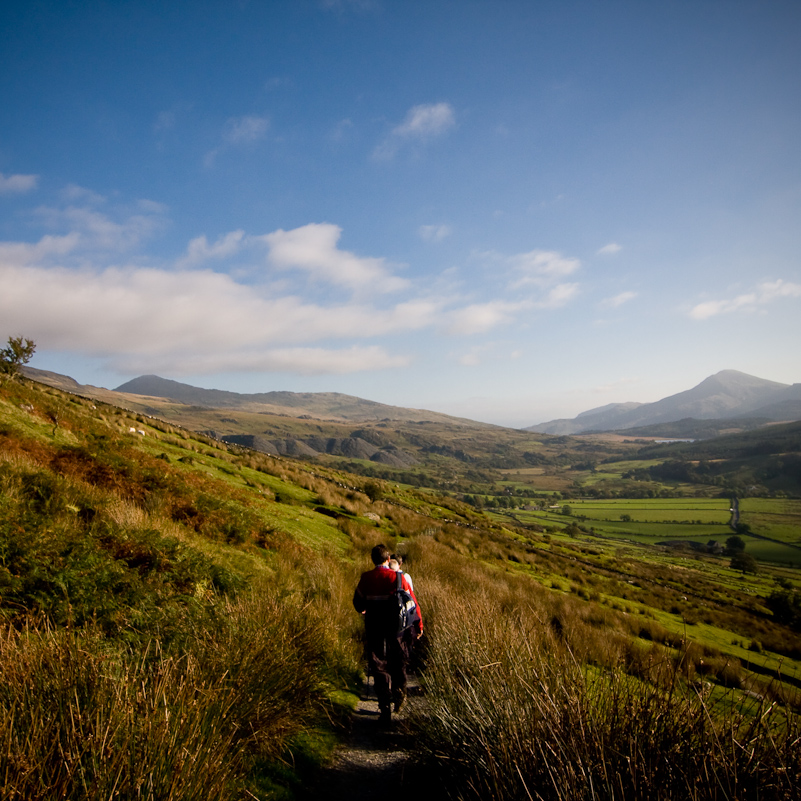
[299,675,438,801]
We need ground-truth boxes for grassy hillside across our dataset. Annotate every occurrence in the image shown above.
[2,376,800,799]
[24,368,801,500]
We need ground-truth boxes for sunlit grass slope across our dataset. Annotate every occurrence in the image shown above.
[2,376,799,800]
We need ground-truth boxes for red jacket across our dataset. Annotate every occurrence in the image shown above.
[353,566,423,635]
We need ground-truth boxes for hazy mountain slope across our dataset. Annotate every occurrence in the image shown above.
[22,368,494,427]
[527,370,799,434]
[113,374,490,426]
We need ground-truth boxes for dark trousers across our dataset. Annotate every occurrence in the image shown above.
[366,632,410,709]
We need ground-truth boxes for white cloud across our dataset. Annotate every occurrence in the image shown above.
[0,248,441,378]
[179,230,246,266]
[0,172,38,194]
[597,242,622,255]
[120,345,408,376]
[419,224,452,242]
[509,250,581,287]
[537,282,579,308]
[373,102,455,159]
[261,222,408,293]
[62,184,106,204]
[34,204,167,252]
[689,279,801,320]
[0,189,581,381]
[601,290,637,308]
[467,247,582,313]
[0,259,411,356]
[0,233,80,265]
[393,103,454,138]
[223,115,270,144]
[446,301,525,335]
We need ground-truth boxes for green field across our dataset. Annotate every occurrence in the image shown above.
[740,498,801,544]
[498,496,801,568]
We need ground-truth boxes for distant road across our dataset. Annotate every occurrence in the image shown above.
[729,496,740,531]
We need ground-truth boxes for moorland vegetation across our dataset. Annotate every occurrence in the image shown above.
[1,368,800,800]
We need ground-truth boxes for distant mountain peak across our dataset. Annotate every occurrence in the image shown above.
[526,371,797,435]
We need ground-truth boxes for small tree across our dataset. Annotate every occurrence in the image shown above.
[765,587,801,630]
[0,336,36,382]
[730,552,758,574]
[363,480,383,502]
[726,535,746,554]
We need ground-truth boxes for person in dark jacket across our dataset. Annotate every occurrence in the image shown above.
[353,544,422,724]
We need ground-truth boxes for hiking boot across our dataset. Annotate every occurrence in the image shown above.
[393,689,406,713]
[378,706,392,726]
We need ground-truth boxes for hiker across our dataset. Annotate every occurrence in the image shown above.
[390,553,414,592]
[353,544,422,724]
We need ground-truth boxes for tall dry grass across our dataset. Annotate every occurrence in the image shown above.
[407,538,800,801]
[0,582,360,801]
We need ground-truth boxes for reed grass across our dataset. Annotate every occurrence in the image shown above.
[409,539,800,801]
[0,584,358,801]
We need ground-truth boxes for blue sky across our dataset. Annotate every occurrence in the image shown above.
[2,0,800,427]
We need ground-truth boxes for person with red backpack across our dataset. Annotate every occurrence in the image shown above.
[353,544,423,725]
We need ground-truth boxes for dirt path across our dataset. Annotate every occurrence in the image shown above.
[299,675,438,801]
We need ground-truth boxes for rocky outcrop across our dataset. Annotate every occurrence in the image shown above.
[222,433,418,466]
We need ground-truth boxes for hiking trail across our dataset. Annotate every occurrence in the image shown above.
[300,675,435,801]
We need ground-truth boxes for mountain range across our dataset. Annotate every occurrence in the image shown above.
[526,370,801,435]
[20,369,492,428]
[21,367,801,437]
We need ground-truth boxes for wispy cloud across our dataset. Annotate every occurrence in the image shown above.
[122,345,408,376]
[34,203,168,252]
[330,118,355,143]
[445,300,526,335]
[419,224,452,242]
[62,184,106,204]
[600,290,637,308]
[538,283,579,308]
[689,279,801,320]
[0,200,166,266]
[469,247,583,312]
[509,250,581,287]
[223,114,269,144]
[458,343,492,366]
[373,102,455,159]
[597,242,622,255]
[178,230,246,267]
[205,114,270,166]
[0,172,38,194]
[393,103,454,137]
